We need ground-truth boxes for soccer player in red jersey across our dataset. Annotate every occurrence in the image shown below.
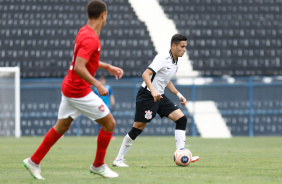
[23,0,123,179]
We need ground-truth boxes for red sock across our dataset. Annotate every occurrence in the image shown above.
[31,127,62,164]
[93,129,113,167]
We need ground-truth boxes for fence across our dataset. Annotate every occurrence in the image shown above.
[17,76,282,137]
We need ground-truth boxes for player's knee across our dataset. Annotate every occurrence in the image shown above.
[54,124,70,135]
[108,119,116,131]
[128,127,143,140]
[101,119,116,132]
[175,116,187,130]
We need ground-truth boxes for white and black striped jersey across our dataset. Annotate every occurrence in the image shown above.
[141,50,179,94]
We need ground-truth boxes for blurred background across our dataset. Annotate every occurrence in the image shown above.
[0,0,281,137]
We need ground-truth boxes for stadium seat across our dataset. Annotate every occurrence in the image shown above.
[1,0,156,78]
[158,0,282,76]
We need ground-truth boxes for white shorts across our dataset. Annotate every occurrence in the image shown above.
[58,91,110,121]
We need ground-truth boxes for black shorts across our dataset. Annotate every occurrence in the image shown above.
[134,87,179,122]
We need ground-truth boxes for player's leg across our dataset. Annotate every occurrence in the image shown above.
[23,94,77,180]
[30,94,79,164]
[168,109,199,162]
[89,112,118,178]
[113,122,146,167]
[76,92,118,178]
[31,117,73,163]
[23,117,73,180]
[156,95,186,150]
[167,109,186,150]
[113,87,157,167]
[94,112,116,167]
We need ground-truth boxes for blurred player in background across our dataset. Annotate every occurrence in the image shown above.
[23,0,123,179]
[94,76,116,140]
[113,34,199,167]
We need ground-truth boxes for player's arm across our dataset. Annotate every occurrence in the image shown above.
[166,81,186,106]
[74,57,108,96]
[99,61,124,80]
[142,69,163,102]
[107,86,115,111]
[110,95,115,108]
[108,87,115,106]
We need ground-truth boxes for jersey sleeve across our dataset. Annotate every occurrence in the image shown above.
[147,54,165,74]
[77,37,98,61]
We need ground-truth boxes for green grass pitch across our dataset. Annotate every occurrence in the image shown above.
[0,136,281,184]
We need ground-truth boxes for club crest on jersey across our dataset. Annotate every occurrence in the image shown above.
[99,104,105,112]
[144,110,152,120]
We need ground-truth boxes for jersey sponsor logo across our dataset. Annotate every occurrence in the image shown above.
[99,104,105,112]
[144,110,153,120]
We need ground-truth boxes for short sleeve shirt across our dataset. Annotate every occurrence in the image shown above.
[61,25,101,98]
[141,50,179,94]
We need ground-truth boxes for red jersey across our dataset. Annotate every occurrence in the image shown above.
[61,25,101,98]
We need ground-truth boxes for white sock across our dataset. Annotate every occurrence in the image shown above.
[175,130,186,150]
[116,134,133,160]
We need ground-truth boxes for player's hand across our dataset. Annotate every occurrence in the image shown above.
[108,65,124,80]
[180,97,187,106]
[151,90,163,102]
[97,84,109,96]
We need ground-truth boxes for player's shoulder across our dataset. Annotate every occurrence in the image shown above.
[77,25,98,41]
[154,51,171,62]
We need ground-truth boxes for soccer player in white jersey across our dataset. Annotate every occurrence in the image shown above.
[113,34,199,167]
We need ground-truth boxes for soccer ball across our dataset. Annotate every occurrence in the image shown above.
[174,148,192,166]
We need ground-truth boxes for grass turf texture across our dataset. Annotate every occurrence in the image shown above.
[0,136,281,184]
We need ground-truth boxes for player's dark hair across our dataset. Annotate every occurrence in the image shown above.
[87,0,107,19]
[171,34,187,46]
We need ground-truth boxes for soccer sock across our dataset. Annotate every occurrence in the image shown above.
[31,127,62,165]
[93,129,113,167]
[175,116,187,150]
[116,127,142,160]
[116,134,133,160]
[175,130,186,150]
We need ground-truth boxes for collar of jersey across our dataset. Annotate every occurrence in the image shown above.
[169,50,178,64]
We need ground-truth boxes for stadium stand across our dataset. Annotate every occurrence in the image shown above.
[0,0,156,78]
[1,0,281,77]
[1,0,282,137]
[158,0,282,76]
